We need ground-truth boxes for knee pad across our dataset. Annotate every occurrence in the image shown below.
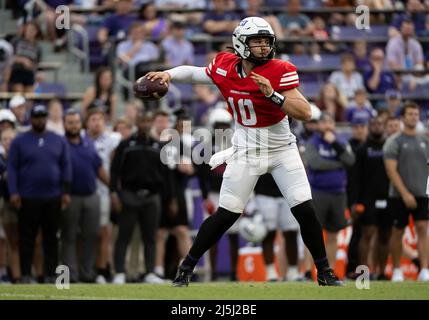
[219,194,245,214]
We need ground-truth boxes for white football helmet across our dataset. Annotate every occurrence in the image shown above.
[232,17,276,65]
[238,213,268,244]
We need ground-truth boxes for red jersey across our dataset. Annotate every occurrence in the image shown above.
[205,52,300,128]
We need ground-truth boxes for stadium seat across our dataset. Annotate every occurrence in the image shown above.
[331,25,389,40]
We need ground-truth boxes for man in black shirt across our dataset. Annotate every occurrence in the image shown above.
[354,116,391,280]
[110,111,176,284]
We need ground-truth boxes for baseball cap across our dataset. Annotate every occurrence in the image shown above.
[0,109,17,124]
[30,104,48,117]
[9,95,26,109]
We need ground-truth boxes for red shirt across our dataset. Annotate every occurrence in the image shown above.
[206,52,300,128]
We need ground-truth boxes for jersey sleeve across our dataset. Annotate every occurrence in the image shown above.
[278,62,300,91]
[205,52,227,80]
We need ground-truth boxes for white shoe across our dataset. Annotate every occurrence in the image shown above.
[113,273,126,285]
[265,264,278,282]
[417,268,429,281]
[95,274,107,284]
[144,272,165,284]
[391,268,404,282]
[286,266,301,281]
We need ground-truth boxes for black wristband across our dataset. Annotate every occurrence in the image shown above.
[266,90,285,107]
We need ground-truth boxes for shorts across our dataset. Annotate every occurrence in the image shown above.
[359,199,392,227]
[218,145,312,214]
[389,197,429,228]
[160,191,189,229]
[0,198,18,225]
[207,192,239,234]
[254,194,299,231]
[312,190,349,232]
[99,193,111,226]
[9,63,35,86]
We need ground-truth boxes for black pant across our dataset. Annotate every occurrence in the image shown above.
[19,197,61,278]
[114,191,160,273]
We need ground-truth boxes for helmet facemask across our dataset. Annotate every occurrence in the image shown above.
[244,34,276,65]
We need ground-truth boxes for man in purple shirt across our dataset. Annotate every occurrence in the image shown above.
[8,104,72,283]
[364,48,397,94]
[61,109,109,283]
[98,0,137,48]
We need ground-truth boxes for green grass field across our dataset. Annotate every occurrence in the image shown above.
[0,281,428,300]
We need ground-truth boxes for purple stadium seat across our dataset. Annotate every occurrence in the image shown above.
[35,82,66,96]
[332,25,389,40]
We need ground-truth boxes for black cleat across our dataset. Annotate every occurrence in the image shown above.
[172,266,192,287]
[317,268,344,286]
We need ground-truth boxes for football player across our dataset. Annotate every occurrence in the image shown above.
[146,17,342,286]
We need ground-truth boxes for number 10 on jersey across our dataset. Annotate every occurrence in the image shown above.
[228,97,257,126]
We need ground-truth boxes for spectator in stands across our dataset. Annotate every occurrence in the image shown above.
[352,40,371,72]
[46,98,64,135]
[383,102,429,282]
[384,90,403,117]
[329,53,365,100]
[97,0,137,49]
[304,112,355,267]
[81,67,117,123]
[124,99,142,131]
[9,21,42,93]
[111,111,175,284]
[0,39,13,92]
[389,0,426,37]
[311,16,339,54]
[364,48,397,94]
[150,109,170,141]
[345,89,375,124]
[113,116,133,140]
[191,84,223,126]
[8,104,71,283]
[62,109,108,283]
[386,116,401,136]
[139,2,169,40]
[316,83,347,122]
[161,21,195,68]
[8,95,29,130]
[116,22,160,79]
[0,110,17,134]
[0,128,19,283]
[354,116,391,280]
[241,0,284,39]
[386,19,424,70]
[85,107,121,284]
[278,0,314,38]
[203,0,241,37]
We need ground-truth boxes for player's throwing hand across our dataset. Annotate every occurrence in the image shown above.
[250,72,274,97]
[145,71,171,86]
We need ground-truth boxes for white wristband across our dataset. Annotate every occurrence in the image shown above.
[309,103,322,121]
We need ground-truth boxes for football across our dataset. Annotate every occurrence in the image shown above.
[134,76,168,100]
